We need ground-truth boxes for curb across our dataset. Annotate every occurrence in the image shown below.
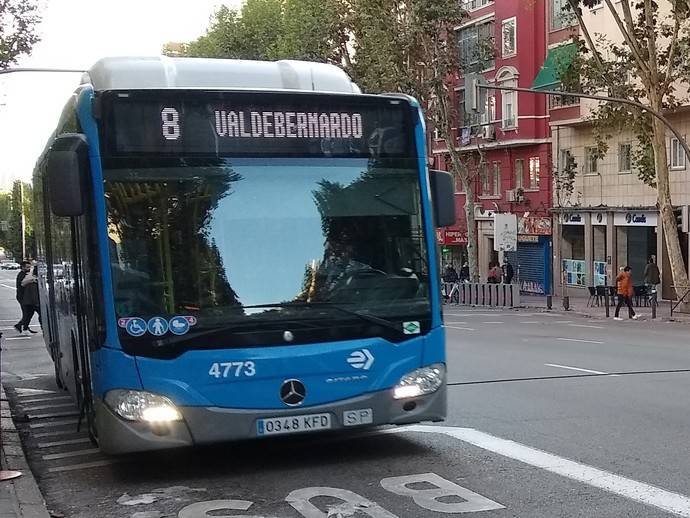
[1,385,51,518]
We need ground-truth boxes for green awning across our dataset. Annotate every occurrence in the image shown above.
[532,43,578,91]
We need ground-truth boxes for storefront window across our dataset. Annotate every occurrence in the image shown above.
[562,224,585,286]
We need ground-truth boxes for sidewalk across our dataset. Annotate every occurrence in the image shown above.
[520,293,690,323]
[0,385,51,518]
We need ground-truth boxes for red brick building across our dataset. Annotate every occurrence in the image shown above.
[432,0,554,293]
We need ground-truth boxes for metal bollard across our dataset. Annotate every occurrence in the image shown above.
[652,290,657,319]
[546,295,552,309]
[563,296,570,311]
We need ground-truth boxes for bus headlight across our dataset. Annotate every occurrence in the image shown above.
[393,364,445,399]
[105,389,182,423]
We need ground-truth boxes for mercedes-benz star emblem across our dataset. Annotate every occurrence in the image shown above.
[280,379,306,406]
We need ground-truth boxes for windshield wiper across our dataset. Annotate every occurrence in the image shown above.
[147,301,405,348]
[284,302,405,337]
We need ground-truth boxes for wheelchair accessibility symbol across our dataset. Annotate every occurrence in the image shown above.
[125,318,147,337]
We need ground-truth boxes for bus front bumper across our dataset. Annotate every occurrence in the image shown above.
[95,385,447,455]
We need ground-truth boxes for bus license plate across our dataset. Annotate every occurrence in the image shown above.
[257,413,332,436]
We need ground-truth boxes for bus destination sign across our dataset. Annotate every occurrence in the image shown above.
[103,91,412,158]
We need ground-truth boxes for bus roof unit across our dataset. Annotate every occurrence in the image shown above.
[83,56,361,94]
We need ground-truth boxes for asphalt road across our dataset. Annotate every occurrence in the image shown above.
[2,268,690,518]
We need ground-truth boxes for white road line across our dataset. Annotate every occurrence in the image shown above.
[29,418,78,429]
[38,438,92,449]
[557,338,604,344]
[482,321,504,324]
[444,321,468,325]
[42,448,100,461]
[406,425,690,518]
[544,363,611,375]
[0,283,16,290]
[568,323,605,329]
[555,320,573,324]
[519,321,539,324]
[5,336,31,341]
[47,460,119,473]
[445,326,476,331]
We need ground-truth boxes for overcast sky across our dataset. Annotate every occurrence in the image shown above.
[0,0,243,190]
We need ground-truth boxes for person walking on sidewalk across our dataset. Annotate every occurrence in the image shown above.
[644,255,660,303]
[14,260,40,334]
[614,265,638,321]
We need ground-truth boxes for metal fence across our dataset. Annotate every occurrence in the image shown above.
[442,282,520,308]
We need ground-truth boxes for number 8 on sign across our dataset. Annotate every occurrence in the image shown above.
[161,107,180,140]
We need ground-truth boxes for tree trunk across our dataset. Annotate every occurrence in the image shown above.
[651,115,690,302]
[460,172,479,282]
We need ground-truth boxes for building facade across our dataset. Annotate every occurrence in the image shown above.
[433,0,553,294]
[547,1,690,300]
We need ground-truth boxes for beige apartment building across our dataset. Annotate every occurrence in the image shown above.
[548,1,690,300]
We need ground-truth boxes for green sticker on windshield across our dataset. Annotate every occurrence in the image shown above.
[403,321,420,335]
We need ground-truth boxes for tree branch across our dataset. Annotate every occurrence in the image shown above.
[603,0,653,80]
[663,7,681,89]
[566,0,606,75]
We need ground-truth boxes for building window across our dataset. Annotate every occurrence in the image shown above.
[584,147,599,175]
[548,86,579,109]
[515,159,524,189]
[457,20,495,70]
[480,162,491,196]
[498,68,518,129]
[551,0,576,31]
[618,143,632,173]
[671,137,686,170]
[480,95,496,126]
[462,0,492,11]
[589,0,603,8]
[492,161,501,196]
[529,157,540,190]
[501,17,517,58]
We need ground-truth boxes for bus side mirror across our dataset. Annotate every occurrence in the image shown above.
[429,169,456,228]
[47,134,90,217]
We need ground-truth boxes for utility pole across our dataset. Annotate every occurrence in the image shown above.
[20,182,25,260]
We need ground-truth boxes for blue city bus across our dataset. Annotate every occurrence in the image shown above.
[33,57,455,454]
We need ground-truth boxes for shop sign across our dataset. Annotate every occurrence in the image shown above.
[593,212,608,225]
[518,235,540,243]
[518,216,552,235]
[494,213,517,252]
[436,229,468,245]
[561,212,585,225]
[614,211,657,226]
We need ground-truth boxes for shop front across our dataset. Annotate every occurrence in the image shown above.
[436,228,468,271]
[514,216,552,295]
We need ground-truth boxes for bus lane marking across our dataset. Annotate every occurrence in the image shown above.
[544,363,620,376]
[405,425,690,517]
[177,472,503,517]
[47,459,121,473]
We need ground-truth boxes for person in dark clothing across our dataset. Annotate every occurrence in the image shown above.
[459,262,470,283]
[14,261,40,334]
[503,260,514,284]
[443,264,458,284]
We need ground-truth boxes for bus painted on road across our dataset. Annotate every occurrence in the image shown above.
[33,57,455,454]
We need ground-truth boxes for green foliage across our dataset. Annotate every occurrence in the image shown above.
[172,0,350,64]
[0,0,41,69]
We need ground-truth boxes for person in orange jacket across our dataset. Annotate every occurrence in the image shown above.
[614,265,638,320]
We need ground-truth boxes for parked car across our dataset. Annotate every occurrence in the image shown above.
[1,262,20,270]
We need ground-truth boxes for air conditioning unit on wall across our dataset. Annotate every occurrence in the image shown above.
[482,125,495,140]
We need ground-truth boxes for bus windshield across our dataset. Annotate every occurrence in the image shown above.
[104,157,430,342]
